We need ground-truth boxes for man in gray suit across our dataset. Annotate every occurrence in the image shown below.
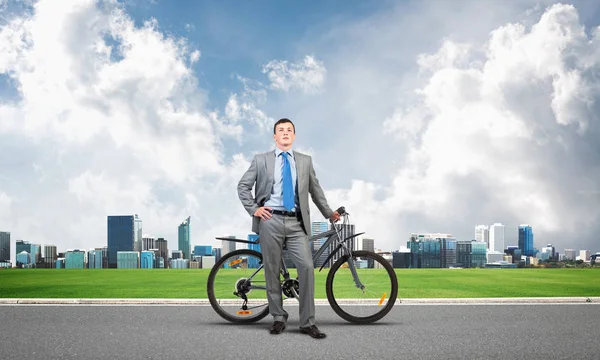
[238,118,340,339]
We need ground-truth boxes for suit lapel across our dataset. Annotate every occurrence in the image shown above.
[266,150,276,183]
[293,151,307,191]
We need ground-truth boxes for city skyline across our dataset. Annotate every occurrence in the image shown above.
[1,1,600,260]
[2,215,598,266]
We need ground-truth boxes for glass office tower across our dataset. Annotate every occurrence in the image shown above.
[312,222,330,268]
[108,215,142,268]
[518,225,534,257]
[178,217,191,260]
[0,232,10,262]
[247,234,260,268]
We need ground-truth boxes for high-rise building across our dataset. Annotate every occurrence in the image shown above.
[579,250,590,262]
[16,240,40,267]
[0,231,10,262]
[212,247,222,263]
[194,245,213,257]
[16,240,31,256]
[107,215,142,268]
[311,222,330,268]
[392,250,411,268]
[87,249,103,268]
[30,244,41,266]
[42,245,57,268]
[178,217,191,260]
[440,237,457,268]
[142,236,155,251]
[16,251,31,267]
[475,225,489,249]
[358,236,375,268]
[540,244,556,261]
[457,241,472,268]
[101,246,109,268]
[328,223,355,267]
[518,225,534,257]
[134,216,142,252]
[471,242,487,267]
[505,246,522,263]
[359,236,375,252]
[155,238,168,268]
[247,234,260,268]
[564,249,577,261]
[221,236,236,256]
[489,223,505,253]
[408,233,456,268]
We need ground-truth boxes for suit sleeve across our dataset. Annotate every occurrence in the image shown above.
[308,156,334,219]
[238,155,259,217]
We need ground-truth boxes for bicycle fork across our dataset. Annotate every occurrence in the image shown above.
[345,250,366,291]
[331,223,366,292]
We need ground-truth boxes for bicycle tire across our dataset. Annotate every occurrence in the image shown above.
[326,250,398,324]
[207,249,270,323]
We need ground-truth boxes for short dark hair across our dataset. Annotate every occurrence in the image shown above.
[273,118,295,134]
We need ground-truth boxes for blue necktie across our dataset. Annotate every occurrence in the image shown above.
[281,152,295,211]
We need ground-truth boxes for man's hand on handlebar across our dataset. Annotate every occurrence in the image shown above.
[329,211,341,223]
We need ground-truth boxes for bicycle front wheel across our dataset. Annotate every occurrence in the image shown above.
[326,250,398,324]
[207,249,270,323]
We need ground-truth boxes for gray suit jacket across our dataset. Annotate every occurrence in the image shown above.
[238,150,334,236]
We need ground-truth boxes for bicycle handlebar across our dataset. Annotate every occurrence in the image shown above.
[336,206,346,216]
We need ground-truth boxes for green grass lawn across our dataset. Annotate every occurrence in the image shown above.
[0,268,599,299]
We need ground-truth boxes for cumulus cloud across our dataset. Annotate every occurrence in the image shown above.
[0,0,249,257]
[262,55,326,93]
[223,76,272,131]
[1,0,599,263]
[331,3,600,252]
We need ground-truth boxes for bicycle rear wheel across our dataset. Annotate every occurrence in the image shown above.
[326,250,398,324]
[207,249,270,323]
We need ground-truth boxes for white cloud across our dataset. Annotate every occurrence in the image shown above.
[262,55,326,93]
[0,0,251,260]
[189,49,200,63]
[1,0,599,264]
[337,3,600,251]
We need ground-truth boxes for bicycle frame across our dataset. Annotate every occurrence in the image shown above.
[217,212,367,295]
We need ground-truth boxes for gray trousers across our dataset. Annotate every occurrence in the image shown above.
[258,214,315,328]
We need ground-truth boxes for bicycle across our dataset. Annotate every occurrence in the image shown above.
[207,206,398,324]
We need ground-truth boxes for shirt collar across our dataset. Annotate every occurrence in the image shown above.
[275,147,294,158]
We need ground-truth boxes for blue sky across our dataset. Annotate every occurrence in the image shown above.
[1,0,600,263]
[119,0,383,107]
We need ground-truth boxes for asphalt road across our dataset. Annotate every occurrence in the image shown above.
[1,303,599,359]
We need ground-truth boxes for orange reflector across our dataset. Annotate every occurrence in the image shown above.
[378,293,387,306]
[229,259,242,266]
[236,310,252,315]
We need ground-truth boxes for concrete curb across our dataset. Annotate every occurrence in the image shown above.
[0,297,598,305]
[396,297,599,304]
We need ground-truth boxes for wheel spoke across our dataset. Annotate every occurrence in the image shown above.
[207,250,270,323]
[326,251,398,323]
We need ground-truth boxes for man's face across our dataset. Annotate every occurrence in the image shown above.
[273,122,295,148]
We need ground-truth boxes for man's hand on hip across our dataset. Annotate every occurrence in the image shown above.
[254,206,273,220]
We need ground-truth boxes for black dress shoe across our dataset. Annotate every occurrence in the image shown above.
[299,325,326,339]
[269,321,286,334]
